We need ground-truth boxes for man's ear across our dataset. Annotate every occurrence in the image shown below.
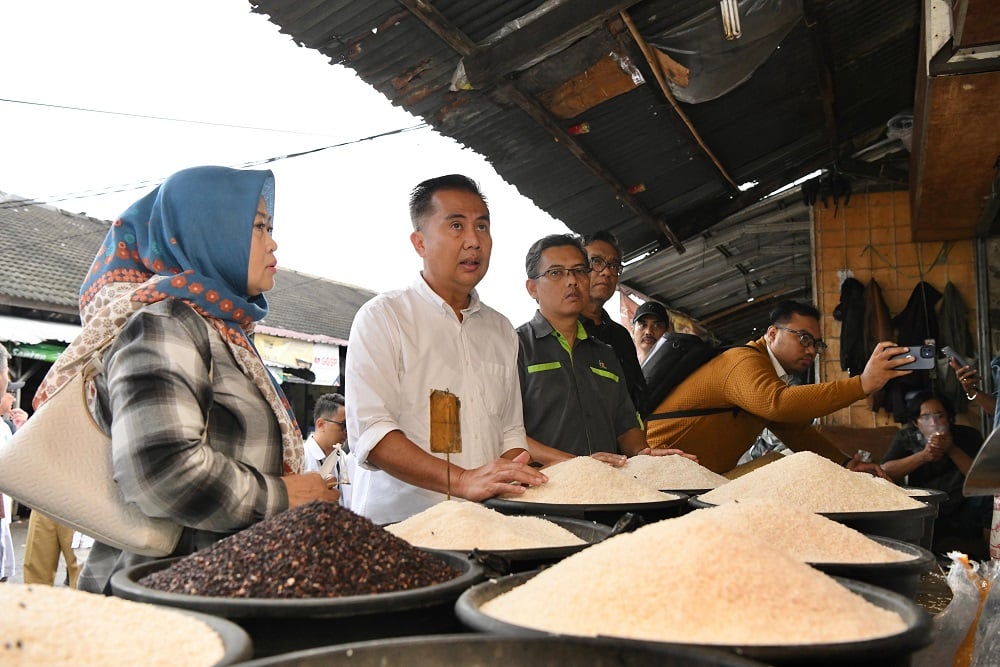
[410,230,425,257]
[765,325,777,344]
[525,278,538,302]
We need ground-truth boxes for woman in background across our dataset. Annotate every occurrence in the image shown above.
[881,390,990,559]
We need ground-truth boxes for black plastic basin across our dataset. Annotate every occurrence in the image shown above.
[484,491,689,527]
[111,550,483,658]
[234,634,768,667]
[456,570,932,667]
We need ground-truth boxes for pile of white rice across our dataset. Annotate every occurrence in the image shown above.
[621,454,729,491]
[869,477,935,498]
[678,499,913,563]
[386,500,585,550]
[0,584,225,666]
[698,451,926,512]
[503,456,678,504]
[480,519,908,645]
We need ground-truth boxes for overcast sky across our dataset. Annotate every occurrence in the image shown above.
[0,0,607,326]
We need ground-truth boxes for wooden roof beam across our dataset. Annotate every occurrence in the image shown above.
[802,1,840,167]
[620,11,738,192]
[496,81,686,253]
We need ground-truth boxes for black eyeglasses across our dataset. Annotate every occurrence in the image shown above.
[775,326,828,353]
[322,418,346,428]
[532,265,592,281]
[589,256,624,276]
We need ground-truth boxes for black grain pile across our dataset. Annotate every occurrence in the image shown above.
[138,501,461,598]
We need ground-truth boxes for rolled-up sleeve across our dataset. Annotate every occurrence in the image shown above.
[346,299,404,468]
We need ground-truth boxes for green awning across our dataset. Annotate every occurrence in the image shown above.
[11,342,66,363]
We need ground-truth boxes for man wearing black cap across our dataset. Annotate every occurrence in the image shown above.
[579,231,648,417]
[631,301,671,366]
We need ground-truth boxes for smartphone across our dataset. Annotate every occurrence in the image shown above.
[890,344,936,371]
[941,345,970,368]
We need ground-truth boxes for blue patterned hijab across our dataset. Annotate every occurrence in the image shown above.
[47,165,305,474]
[80,165,275,331]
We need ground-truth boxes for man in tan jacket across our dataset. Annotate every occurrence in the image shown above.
[645,301,914,473]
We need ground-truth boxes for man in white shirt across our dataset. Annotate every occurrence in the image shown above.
[303,393,346,473]
[346,174,547,524]
[302,392,353,508]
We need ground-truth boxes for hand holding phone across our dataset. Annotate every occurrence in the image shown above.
[889,344,936,371]
[941,345,970,368]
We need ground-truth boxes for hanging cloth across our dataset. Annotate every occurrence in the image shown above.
[881,282,941,422]
[863,278,894,413]
[833,276,866,376]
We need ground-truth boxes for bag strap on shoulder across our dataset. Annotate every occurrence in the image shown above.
[647,406,741,421]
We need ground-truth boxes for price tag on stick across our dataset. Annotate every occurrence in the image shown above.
[429,389,462,499]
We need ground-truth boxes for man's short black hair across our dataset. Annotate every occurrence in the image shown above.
[904,390,955,424]
[409,174,486,231]
[525,234,587,278]
[769,300,821,326]
[313,393,345,423]
[581,230,622,260]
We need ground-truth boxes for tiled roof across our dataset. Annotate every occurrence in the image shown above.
[0,194,109,315]
[0,192,374,341]
[261,269,375,342]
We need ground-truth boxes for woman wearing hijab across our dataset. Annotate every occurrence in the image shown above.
[35,166,339,593]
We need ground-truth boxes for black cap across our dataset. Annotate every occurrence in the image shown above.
[632,301,669,324]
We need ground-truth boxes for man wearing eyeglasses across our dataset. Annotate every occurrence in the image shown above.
[645,300,914,473]
[303,393,347,473]
[579,231,649,417]
[516,234,647,463]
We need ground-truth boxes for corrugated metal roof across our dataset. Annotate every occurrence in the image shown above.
[250,0,917,340]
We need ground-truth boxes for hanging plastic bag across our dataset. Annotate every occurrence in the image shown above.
[912,553,999,667]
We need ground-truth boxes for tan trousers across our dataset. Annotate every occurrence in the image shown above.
[23,511,80,588]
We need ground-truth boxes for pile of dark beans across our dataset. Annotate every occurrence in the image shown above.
[139,501,460,598]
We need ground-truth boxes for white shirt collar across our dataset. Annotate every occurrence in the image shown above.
[764,342,794,385]
[413,273,481,317]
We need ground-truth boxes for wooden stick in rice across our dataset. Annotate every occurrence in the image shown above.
[429,389,461,498]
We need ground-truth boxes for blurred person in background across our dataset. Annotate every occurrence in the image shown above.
[631,301,671,366]
[0,351,18,581]
[304,392,353,508]
[579,231,648,417]
[881,390,990,558]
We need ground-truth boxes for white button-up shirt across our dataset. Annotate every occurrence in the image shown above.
[302,434,327,473]
[346,275,526,524]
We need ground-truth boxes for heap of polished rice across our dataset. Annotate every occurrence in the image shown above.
[621,453,728,491]
[698,451,926,512]
[480,519,908,645]
[678,499,912,563]
[0,584,224,666]
[502,456,678,504]
[386,500,585,550]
